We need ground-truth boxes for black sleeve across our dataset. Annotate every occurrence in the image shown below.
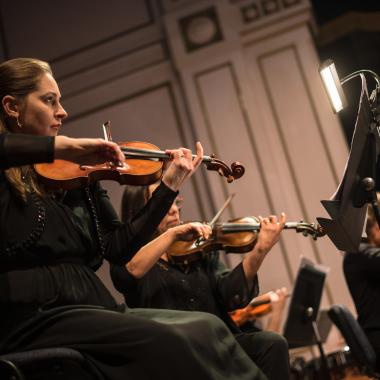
[213,261,259,311]
[94,181,178,264]
[347,245,380,274]
[110,263,138,294]
[0,134,54,169]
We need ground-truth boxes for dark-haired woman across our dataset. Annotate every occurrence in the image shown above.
[111,184,290,380]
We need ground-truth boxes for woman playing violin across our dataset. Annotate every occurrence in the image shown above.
[111,184,291,380]
[0,58,271,380]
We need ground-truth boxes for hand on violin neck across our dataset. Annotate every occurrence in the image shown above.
[255,213,286,255]
[162,142,203,191]
[54,136,124,166]
[169,222,211,242]
[242,213,286,282]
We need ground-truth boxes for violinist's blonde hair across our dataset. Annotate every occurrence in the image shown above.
[0,58,52,200]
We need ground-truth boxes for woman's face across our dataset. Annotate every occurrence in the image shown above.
[18,72,67,136]
[156,197,182,235]
[147,184,182,234]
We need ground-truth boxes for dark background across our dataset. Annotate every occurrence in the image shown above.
[311,0,380,188]
[311,0,380,142]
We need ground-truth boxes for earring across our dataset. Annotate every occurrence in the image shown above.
[16,117,22,128]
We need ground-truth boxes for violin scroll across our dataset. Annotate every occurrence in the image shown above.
[294,221,325,240]
[231,162,245,182]
[204,155,245,183]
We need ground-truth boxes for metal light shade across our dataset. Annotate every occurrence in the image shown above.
[319,59,348,113]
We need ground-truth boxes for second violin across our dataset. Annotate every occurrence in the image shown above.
[230,289,290,328]
[167,217,325,264]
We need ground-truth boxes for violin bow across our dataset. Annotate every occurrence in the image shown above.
[103,121,113,142]
[192,193,235,249]
[209,193,235,227]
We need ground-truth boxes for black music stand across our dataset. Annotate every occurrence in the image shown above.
[317,77,380,252]
[283,257,330,379]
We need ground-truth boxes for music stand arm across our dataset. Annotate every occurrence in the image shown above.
[311,320,331,380]
[306,307,331,380]
[353,127,380,229]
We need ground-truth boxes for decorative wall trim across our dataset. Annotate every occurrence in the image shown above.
[68,80,163,122]
[282,0,301,8]
[257,44,334,302]
[240,8,309,38]
[57,40,165,83]
[174,71,215,221]
[246,36,340,181]
[316,11,380,47]
[61,43,167,99]
[241,3,261,23]
[178,6,224,53]
[50,0,156,65]
[194,64,240,215]
[166,83,209,220]
[293,50,340,186]
[194,62,294,281]
[239,0,306,29]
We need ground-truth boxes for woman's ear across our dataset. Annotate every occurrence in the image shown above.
[2,95,20,118]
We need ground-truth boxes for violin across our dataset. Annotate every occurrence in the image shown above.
[229,290,290,326]
[34,141,245,190]
[167,217,325,265]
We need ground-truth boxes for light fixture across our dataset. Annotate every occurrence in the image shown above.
[317,60,380,251]
[319,59,380,113]
[319,59,347,113]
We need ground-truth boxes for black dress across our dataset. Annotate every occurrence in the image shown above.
[0,134,266,380]
[111,256,257,332]
[111,255,290,380]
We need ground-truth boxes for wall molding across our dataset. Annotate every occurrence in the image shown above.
[316,11,380,47]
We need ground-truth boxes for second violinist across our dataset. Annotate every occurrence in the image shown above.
[110,184,290,380]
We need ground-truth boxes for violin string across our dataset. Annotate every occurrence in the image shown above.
[120,146,212,162]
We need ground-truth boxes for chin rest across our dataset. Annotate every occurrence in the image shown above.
[328,304,379,378]
[0,347,104,380]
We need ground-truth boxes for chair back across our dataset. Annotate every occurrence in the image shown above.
[0,347,104,380]
[328,304,377,372]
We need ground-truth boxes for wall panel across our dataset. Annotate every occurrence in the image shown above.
[1,0,154,62]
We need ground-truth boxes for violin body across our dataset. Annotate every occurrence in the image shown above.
[168,217,259,259]
[35,141,164,189]
[167,217,324,264]
[230,302,272,326]
[230,289,289,326]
